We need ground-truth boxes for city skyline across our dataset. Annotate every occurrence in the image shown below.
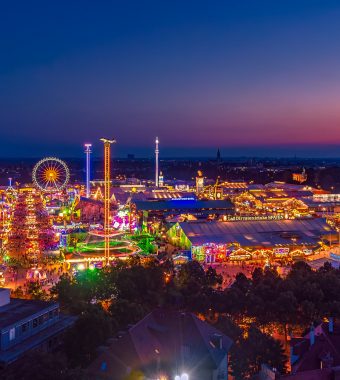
[0,142,340,159]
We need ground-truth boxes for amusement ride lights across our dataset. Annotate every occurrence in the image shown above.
[84,143,92,198]
[100,138,116,265]
[5,189,55,262]
[155,136,159,187]
[32,157,70,192]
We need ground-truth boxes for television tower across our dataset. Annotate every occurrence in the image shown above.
[100,138,116,265]
[84,143,92,198]
[155,137,159,187]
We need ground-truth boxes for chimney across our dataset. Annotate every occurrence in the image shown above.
[329,317,334,333]
[0,288,10,307]
[310,325,315,346]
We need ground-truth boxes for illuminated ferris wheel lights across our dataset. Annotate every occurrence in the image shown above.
[32,157,70,192]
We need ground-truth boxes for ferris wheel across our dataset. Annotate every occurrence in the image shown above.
[32,157,70,192]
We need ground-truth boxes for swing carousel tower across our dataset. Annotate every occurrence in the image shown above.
[100,138,116,265]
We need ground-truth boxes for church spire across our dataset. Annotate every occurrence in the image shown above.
[216,148,221,163]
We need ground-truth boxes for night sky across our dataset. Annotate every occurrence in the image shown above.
[1,1,340,158]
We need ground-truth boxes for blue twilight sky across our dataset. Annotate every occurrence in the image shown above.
[1,0,340,157]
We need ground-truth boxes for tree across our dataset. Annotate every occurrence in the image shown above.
[230,326,287,380]
[109,299,146,329]
[11,286,24,298]
[214,315,242,342]
[123,370,145,380]
[2,352,89,380]
[232,272,251,294]
[272,290,298,341]
[205,266,223,287]
[26,281,48,300]
[51,269,116,313]
[288,261,313,279]
[176,260,206,290]
[63,305,113,367]
[175,261,224,313]
[51,273,85,312]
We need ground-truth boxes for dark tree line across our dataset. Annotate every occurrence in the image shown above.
[49,257,291,378]
[221,261,340,330]
[6,258,339,379]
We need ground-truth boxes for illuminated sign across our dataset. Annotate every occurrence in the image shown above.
[303,249,313,255]
[171,197,195,201]
[226,215,286,221]
[274,248,290,255]
[313,194,340,202]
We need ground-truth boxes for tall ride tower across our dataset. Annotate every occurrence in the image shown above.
[100,138,116,265]
[155,137,159,187]
[84,143,92,198]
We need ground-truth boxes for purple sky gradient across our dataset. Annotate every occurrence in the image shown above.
[1,1,340,157]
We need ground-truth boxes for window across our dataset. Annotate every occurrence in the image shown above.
[9,328,15,341]
[21,322,29,333]
[33,318,38,328]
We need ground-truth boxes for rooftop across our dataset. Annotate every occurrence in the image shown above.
[134,199,233,212]
[281,368,336,380]
[0,298,58,330]
[0,314,75,365]
[178,218,334,247]
[291,322,340,374]
[89,309,233,380]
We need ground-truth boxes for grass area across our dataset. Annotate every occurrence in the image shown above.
[117,248,132,253]
[65,232,150,254]
[128,234,155,242]
[78,240,127,249]
[73,239,136,254]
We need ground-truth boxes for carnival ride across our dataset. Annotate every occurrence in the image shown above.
[68,229,136,257]
[5,189,57,262]
[32,157,70,192]
[100,138,116,265]
[62,227,160,266]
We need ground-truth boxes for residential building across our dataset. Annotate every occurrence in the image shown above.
[0,288,75,366]
[89,309,233,380]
